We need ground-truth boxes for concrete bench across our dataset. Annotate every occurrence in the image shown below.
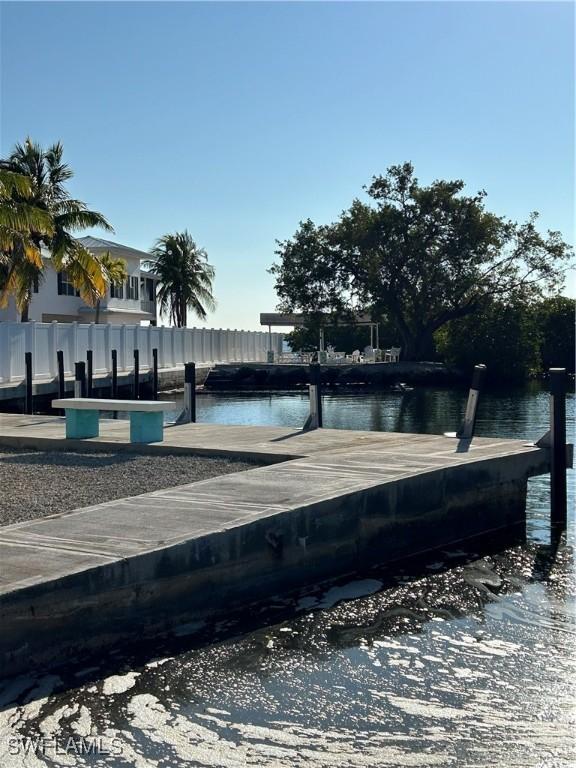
[52,398,177,444]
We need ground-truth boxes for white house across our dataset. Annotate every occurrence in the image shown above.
[0,237,159,325]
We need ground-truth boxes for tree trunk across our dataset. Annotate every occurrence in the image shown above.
[400,328,437,361]
[95,299,101,324]
[20,303,30,322]
[180,296,187,328]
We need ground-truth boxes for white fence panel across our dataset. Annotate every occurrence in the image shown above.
[91,325,108,372]
[0,321,284,382]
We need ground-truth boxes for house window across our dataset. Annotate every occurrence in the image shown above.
[141,276,155,301]
[126,276,139,300]
[57,271,79,297]
[110,281,124,299]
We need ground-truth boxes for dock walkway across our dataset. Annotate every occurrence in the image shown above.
[0,413,552,677]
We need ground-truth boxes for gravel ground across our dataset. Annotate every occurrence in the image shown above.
[0,448,258,526]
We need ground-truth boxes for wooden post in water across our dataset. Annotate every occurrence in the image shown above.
[303,363,323,430]
[57,350,65,399]
[549,368,567,530]
[184,362,196,423]
[133,349,140,400]
[74,361,86,398]
[24,352,33,415]
[111,349,118,398]
[86,350,93,397]
[152,348,159,401]
[456,364,486,440]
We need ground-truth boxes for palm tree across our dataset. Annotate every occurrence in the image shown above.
[145,231,216,327]
[94,251,128,323]
[0,168,55,310]
[0,168,53,258]
[3,138,113,320]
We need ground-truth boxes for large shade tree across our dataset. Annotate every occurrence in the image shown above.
[271,163,572,360]
[1,138,112,320]
[145,231,216,327]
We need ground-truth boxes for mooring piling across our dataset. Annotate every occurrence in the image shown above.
[24,352,33,415]
[111,349,118,398]
[133,349,140,400]
[549,368,568,530]
[184,362,196,423]
[303,363,323,430]
[152,348,159,401]
[86,350,93,397]
[74,361,86,398]
[456,364,487,439]
[57,350,65,399]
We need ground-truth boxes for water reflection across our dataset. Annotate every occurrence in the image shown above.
[1,387,574,767]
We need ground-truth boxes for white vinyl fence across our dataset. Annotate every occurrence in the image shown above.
[0,321,284,383]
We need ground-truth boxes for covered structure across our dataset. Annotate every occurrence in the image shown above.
[260,311,381,352]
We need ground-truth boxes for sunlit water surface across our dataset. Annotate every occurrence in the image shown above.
[1,386,574,767]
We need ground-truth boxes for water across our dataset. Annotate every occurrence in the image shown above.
[1,386,574,767]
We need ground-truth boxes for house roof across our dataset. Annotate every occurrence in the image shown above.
[77,236,150,260]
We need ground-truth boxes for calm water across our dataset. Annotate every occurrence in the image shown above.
[1,386,574,767]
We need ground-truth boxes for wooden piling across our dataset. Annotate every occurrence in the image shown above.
[456,364,486,440]
[24,352,33,415]
[152,348,159,401]
[133,349,140,400]
[549,368,567,529]
[184,362,196,423]
[86,350,93,397]
[74,362,86,398]
[57,350,65,399]
[111,349,118,399]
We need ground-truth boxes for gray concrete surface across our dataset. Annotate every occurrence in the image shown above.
[0,448,257,526]
[0,413,561,678]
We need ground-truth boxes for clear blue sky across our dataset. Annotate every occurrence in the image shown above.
[1,1,573,329]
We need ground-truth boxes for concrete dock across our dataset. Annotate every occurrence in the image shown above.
[0,413,561,678]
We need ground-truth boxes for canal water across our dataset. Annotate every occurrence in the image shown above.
[1,386,574,767]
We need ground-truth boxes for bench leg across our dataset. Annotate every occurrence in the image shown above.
[65,409,99,439]
[129,411,164,443]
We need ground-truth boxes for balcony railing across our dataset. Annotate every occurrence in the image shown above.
[140,299,156,315]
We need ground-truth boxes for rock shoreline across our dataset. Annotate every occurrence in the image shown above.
[205,361,465,389]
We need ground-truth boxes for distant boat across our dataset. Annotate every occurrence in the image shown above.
[390,382,413,392]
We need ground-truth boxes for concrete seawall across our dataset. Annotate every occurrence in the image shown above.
[0,364,212,411]
[0,416,558,679]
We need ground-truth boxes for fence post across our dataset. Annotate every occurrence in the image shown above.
[24,352,33,414]
[549,368,568,530]
[49,321,58,376]
[152,348,159,400]
[104,323,111,373]
[133,348,140,399]
[86,350,93,397]
[74,361,86,398]
[72,322,78,364]
[120,325,127,370]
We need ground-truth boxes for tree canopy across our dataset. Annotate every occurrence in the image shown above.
[270,163,572,360]
[145,231,216,327]
[0,138,112,320]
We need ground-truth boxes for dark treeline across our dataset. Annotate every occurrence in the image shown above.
[272,163,573,384]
